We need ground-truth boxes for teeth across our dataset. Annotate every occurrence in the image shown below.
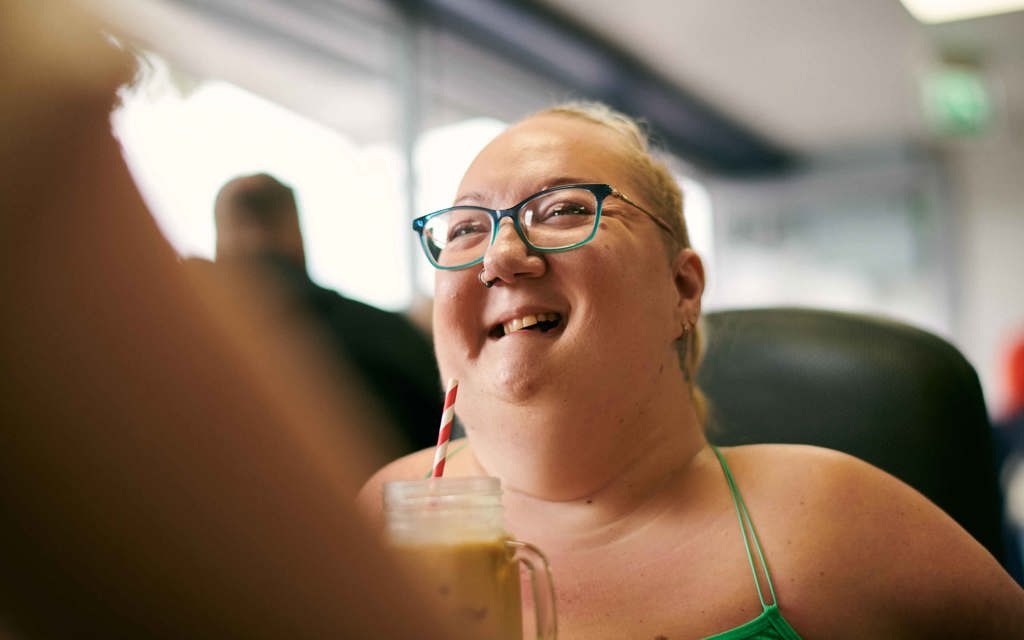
[502,313,560,336]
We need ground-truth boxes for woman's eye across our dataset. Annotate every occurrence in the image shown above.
[537,201,593,221]
[552,204,589,216]
[447,220,487,241]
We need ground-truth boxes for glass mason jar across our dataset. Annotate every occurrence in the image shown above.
[384,476,557,640]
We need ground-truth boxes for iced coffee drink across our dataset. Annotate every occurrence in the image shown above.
[394,537,522,638]
[384,477,556,639]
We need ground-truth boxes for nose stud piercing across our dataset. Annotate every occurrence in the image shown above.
[478,268,497,288]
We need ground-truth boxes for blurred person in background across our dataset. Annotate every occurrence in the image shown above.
[212,172,443,464]
[0,1,466,637]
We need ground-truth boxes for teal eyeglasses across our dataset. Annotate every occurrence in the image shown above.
[411,183,675,270]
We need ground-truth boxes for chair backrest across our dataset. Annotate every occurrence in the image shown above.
[697,307,1005,563]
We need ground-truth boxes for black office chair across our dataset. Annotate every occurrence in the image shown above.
[697,307,1006,565]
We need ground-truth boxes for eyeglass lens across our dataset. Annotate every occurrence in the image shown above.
[422,187,600,268]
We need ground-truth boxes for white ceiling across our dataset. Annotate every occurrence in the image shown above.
[540,0,1024,156]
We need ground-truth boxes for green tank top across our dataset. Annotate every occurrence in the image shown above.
[704,445,803,640]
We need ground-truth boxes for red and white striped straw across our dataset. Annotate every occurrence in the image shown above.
[431,378,459,478]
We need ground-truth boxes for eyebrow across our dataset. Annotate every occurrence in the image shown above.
[453,176,596,207]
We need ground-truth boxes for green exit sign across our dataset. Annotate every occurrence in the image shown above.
[922,67,993,136]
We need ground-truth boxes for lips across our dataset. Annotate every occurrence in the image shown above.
[489,312,564,338]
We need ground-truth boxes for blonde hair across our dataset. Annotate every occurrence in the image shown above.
[531,101,708,427]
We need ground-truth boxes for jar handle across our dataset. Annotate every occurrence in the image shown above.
[506,540,558,639]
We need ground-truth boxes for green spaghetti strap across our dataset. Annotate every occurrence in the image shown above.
[421,441,469,479]
[710,445,778,611]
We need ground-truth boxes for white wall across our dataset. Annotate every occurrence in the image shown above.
[952,134,1024,416]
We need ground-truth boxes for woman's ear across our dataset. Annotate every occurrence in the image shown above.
[671,248,705,329]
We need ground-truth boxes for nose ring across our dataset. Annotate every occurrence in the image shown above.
[478,268,497,288]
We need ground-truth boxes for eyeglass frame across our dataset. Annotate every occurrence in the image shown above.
[411,183,678,270]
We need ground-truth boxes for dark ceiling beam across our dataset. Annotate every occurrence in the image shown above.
[394,0,796,175]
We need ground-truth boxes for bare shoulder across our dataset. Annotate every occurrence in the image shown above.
[721,442,970,528]
[356,447,434,525]
[719,443,1024,637]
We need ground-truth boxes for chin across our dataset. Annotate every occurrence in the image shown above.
[490,367,545,402]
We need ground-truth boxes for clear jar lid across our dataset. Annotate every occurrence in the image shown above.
[384,476,506,545]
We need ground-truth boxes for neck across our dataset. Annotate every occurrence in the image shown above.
[461,371,706,512]
[467,400,708,551]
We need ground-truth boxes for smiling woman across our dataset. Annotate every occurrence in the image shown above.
[360,101,1024,639]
